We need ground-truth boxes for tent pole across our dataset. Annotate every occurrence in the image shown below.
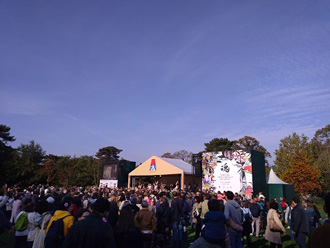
[128,175,131,189]
[181,172,184,190]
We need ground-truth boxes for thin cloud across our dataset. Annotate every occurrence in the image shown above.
[0,91,53,115]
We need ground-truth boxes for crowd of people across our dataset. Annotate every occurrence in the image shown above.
[0,182,329,248]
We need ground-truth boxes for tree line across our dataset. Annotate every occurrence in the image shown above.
[0,124,123,187]
[0,124,329,195]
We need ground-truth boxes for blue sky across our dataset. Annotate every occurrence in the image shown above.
[1,0,330,165]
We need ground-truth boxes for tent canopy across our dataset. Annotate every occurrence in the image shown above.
[267,168,288,184]
[128,156,193,177]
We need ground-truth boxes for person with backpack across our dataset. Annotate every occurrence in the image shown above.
[250,198,261,237]
[45,198,74,248]
[14,198,34,248]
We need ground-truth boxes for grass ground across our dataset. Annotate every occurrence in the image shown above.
[0,210,326,248]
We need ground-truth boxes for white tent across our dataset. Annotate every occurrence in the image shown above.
[267,168,288,184]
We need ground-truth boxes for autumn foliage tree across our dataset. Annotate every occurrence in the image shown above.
[282,149,321,195]
[273,132,311,178]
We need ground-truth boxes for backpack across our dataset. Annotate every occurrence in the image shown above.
[15,211,28,231]
[250,204,260,217]
[44,215,69,248]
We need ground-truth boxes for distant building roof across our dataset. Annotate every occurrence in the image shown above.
[267,168,288,184]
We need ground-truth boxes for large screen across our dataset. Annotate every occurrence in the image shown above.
[202,150,253,198]
[102,164,117,180]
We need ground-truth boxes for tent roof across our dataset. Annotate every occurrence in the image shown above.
[160,157,193,174]
[128,156,193,177]
[267,168,289,184]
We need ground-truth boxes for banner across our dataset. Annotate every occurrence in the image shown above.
[99,179,118,188]
[202,150,253,198]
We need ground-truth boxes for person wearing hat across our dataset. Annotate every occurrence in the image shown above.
[134,200,157,248]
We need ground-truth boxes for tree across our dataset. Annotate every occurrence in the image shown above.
[282,149,321,195]
[53,156,74,187]
[233,136,271,165]
[43,154,58,185]
[273,132,311,178]
[96,146,122,161]
[204,138,234,152]
[16,140,46,185]
[311,124,330,193]
[161,150,193,163]
[0,124,15,152]
[0,124,16,184]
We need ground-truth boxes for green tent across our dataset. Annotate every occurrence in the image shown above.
[267,168,295,204]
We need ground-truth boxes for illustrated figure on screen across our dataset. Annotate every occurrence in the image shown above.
[237,164,247,194]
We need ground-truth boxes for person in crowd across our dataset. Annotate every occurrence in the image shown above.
[306,200,316,235]
[224,191,243,248]
[148,197,157,214]
[291,196,309,248]
[107,194,119,232]
[0,203,12,232]
[241,201,252,248]
[45,198,74,248]
[32,200,52,248]
[308,192,330,248]
[250,197,261,238]
[0,184,9,212]
[5,191,14,220]
[14,198,34,248]
[116,205,143,248]
[128,196,140,216]
[71,197,82,218]
[74,209,90,222]
[11,192,23,224]
[192,195,202,239]
[155,197,171,247]
[26,201,38,248]
[265,200,286,248]
[134,200,157,248]
[284,201,294,241]
[119,193,131,211]
[180,193,191,243]
[201,194,210,219]
[279,197,287,219]
[63,198,116,248]
[170,191,183,248]
[189,199,227,248]
[311,201,321,228]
